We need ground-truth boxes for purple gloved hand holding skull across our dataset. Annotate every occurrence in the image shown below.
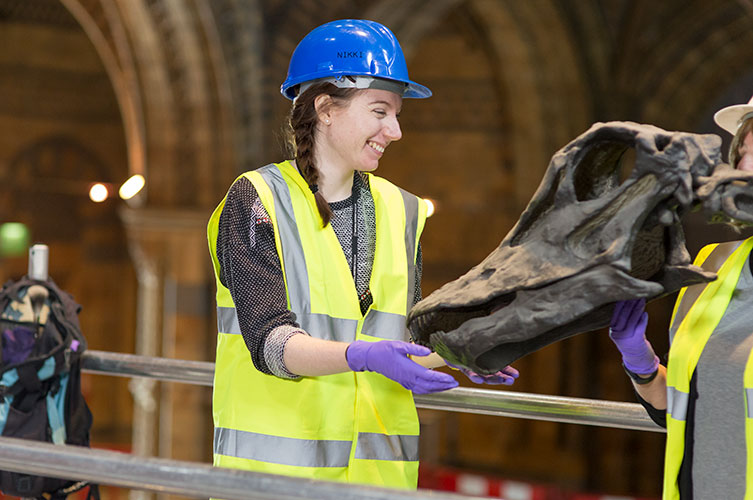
[609,299,659,376]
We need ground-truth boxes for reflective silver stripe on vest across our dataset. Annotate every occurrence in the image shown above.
[746,388,753,418]
[362,310,409,341]
[217,306,240,334]
[667,386,689,421]
[214,427,351,468]
[258,166,311,314]
[399,188,419,316]
[217,306,357,342]
[354,432,419,462]
[296,312,357,342]
[217,307,407,343]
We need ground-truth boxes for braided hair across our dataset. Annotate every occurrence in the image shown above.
[285,82,358,227]
[730,117,753,170]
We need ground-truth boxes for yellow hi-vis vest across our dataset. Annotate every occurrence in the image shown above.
[207,161,427,489]
[664,236,753,499]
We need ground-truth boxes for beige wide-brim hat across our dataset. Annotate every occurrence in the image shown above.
[714,95,753,135]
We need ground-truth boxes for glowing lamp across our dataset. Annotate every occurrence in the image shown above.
[423,198,436,218]
[119,174,145,200]
[89,183,109,202]
[0,222,31,257]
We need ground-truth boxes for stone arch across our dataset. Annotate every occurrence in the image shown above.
[50,0,249,467]
[58,0,146,189]
[467,0,591,206]
[59,0,240,208]
[207,0,266,174]
[364,0,463,59]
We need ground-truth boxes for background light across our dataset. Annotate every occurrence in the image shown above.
[119,174,145,200]
[0,222,30,257]
[423,198,436,218]
[89,183,109,202]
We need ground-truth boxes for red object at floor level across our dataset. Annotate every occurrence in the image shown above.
[418,464,658,500]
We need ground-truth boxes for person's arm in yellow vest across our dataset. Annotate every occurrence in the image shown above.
[283,334,459,394]
[282,333,351,375]
[283,334,451,377]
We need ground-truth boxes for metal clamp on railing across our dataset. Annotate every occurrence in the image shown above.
[0,436,479,500]
[81,350,664,433]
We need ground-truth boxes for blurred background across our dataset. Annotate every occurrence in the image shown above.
[2,0,753,498]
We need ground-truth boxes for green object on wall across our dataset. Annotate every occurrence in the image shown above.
[0,222,31,257]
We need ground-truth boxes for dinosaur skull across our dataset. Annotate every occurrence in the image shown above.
[408,121,749,374]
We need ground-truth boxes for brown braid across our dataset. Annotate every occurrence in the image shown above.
[730,117,753,169]
[285,82,358,227]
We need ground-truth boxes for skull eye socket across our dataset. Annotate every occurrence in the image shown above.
[729,191,753,222]
[655,134,671,151]
[573,142,634,202]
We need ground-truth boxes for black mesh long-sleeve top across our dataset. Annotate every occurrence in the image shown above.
[216,171,423,379]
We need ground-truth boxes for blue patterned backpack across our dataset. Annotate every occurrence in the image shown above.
[0,277,98,499]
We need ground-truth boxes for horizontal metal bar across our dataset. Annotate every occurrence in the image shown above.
[0,436,479,500]
[83,350,214,386]
[82,350,664,432]
[413,388,664,432]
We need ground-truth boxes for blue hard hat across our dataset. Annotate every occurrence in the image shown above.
[280,19,431,100]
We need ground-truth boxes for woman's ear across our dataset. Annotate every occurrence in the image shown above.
[314,94,333,126]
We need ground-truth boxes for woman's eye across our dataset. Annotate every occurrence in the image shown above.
[373,109,387,117]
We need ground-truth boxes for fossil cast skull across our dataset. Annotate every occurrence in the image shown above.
[408,121,753,374]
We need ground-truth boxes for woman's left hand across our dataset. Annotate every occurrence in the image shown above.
[447,362,519,385]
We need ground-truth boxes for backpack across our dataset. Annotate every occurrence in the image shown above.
[0,276,98,499]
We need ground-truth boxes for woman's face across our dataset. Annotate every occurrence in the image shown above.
[320,88,403,172]
[737,129,753,172]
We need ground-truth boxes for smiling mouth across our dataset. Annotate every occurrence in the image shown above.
[368,141,385,154]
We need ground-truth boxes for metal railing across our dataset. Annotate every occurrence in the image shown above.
[9,246,664,498]
[0,436,481,500]
[81,350,664,433]
[0,349,664,500]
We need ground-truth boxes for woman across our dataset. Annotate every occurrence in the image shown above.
[207,19,519,489]
[609,95,753,499]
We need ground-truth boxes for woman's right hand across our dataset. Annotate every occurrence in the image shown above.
[609,299,659,375]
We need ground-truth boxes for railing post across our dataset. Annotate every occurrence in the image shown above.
[28,243,49,280]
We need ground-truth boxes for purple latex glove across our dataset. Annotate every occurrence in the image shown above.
[446,362,520,385]
[346,340,459,394]
[2,326,35,365]
[609,299,659,374]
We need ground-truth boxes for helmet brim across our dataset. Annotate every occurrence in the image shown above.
[403,81,432,99]
[714,104,753,135]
